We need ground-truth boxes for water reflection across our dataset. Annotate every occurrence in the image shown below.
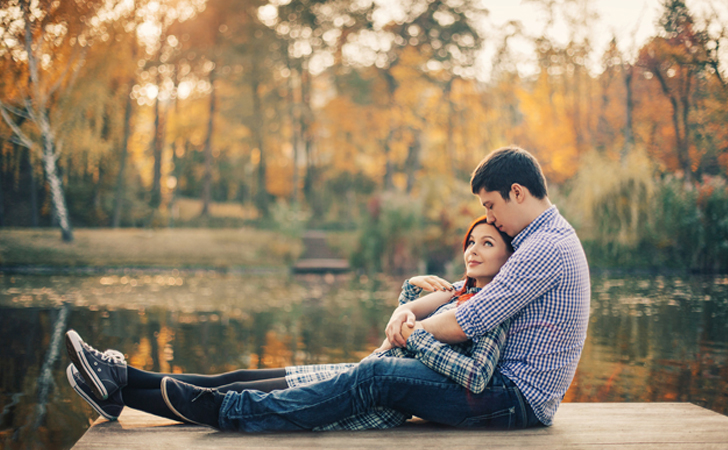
[1,272,727,449]
[567,275,728,416]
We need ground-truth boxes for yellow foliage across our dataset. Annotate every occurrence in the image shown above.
[516,74,580,183]
[566,148,655,243]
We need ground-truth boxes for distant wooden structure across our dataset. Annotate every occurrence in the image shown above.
[72,403,728,449]
[292,230,350,274]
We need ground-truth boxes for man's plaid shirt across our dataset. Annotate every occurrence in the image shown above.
[284,280,510,431]
[455,206,591,426]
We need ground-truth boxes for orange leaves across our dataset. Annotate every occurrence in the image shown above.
[515,74,580,184]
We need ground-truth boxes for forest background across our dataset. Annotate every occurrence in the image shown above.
[1,0,728,274]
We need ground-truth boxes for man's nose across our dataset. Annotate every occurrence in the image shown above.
[485,213,495,224]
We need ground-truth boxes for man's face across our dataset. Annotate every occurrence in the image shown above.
[477,188,521,237]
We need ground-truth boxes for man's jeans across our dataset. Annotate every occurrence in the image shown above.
[219,356,541,432]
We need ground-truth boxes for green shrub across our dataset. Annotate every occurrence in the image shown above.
[350,193,424,275]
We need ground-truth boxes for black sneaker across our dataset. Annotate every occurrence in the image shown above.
[67,364,124,420]
[65,329,127,400]
[161,377,223,428]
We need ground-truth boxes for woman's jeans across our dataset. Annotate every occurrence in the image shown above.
[219,356,541,432]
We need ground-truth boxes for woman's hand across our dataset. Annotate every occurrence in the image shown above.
[385,309,416,347]
[408,275,455,292]
[373,338,394,353]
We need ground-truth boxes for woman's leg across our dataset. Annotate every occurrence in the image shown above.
[122,377,288,422]
[126,366,287,389]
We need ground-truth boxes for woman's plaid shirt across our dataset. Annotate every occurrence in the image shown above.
[284,280,510,431]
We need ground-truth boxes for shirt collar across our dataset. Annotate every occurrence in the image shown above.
[511,205,558,250]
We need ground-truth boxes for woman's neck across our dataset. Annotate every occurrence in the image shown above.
[474,277,492,288]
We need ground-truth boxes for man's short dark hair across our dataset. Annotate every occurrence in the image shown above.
[470,146,548,200]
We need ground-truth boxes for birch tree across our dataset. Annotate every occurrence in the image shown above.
[0,0,118,240]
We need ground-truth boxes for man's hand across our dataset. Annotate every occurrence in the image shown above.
[386,310,416,347]
[400,321,424,342]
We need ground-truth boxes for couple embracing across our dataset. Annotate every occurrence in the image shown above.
[65,146,590,432]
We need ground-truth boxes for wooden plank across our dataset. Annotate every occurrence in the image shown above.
[292,258,350,273]
[72,403,728,449]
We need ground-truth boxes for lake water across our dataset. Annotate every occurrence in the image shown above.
[1,270,727,449]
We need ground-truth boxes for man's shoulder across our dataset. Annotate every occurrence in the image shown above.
[516,212,585,268]
[526,209,579,247]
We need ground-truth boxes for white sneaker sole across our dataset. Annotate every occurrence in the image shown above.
[66,365,118,420]
[65,330,108,400]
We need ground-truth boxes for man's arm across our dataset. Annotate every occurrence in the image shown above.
[455,239,563,339]
[419,309,468,344]
[386,279,460,347]
[400,308,467,344]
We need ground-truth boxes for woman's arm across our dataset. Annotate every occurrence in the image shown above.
[386,277,458,347]
[402,320,510,394]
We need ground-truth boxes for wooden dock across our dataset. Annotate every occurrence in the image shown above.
[292,230,350,274]
[72,403,728,449]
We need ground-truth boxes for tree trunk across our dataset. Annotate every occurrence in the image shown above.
[26,147,39,227]
[251,54,269,219]
[289,65,300,204]
[571,63,585,154]
[405,129,422,194]
[653,66,692,183]
[383,129,395,191]
[150,92,164,208]
[42,138,73,241]
[93,165,103,221]
[201,70,216,217]
[382,68,398,191]
[679,72,692,179]
[0,151,4,227]
[621,64,635,163]
[301,66,315,208]
[33,93,73,240]
[444,80,456,174]
[112,83,134,228]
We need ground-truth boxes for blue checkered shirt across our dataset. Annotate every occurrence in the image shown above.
[285,281,509,431]
[455,205,591,426]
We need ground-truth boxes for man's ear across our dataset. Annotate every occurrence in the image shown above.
[510,183,528,204]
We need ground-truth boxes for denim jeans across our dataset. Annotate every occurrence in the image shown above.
[218,356,541,432]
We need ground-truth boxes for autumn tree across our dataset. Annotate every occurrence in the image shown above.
[0,0,108,240]
[637,0,709,182]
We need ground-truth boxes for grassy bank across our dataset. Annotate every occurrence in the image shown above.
[0,228,302,269]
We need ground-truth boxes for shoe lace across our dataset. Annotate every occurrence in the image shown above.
[103,349,126,364]
[83,343,126,364]
[192,388,215,403]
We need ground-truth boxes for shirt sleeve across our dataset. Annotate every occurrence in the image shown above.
[456,238,563,339]
[397,280,423,305]
[406,320,509,394]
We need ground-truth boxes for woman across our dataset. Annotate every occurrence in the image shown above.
[66,216,513,430]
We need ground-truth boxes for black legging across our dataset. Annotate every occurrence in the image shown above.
[121,367,288,421]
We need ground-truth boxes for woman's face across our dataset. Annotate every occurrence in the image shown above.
[464,223,512,288]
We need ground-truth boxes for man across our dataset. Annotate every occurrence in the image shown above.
[83,146,591,431]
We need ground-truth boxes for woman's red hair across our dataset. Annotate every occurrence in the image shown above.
[453,216,513,305]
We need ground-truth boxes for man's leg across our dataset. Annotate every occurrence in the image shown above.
[217,356,537,432]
